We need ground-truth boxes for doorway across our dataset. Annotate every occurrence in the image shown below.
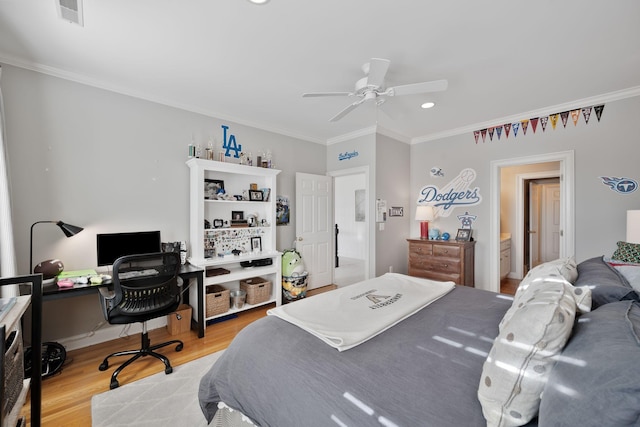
[490,151,575,293]
[329,167,369,287]
[524,178,560,273]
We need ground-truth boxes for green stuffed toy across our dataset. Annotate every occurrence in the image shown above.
[282,249,305,277]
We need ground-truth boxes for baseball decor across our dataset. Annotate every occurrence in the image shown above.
[34,259,64,279]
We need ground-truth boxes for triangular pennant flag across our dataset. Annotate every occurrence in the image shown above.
[550,114,559,130]
[530,117,539,133]
[560,111,570,128]
[521,119,529,135]
[512,122,520,137]
[496,125,503,140]
[582,106,592,124]
[488,127,495,141]
[571,109,580,126]
[540,116,549,132]
[504,123,511,138]
[594,104,605,121]
[481,128,487,142]
[474,130,480,144]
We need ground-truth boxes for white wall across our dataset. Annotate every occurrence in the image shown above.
[334,174,366,259]
[411,95,640,290]
[2,64,325,347]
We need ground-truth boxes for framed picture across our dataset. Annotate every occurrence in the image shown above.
[231,211,244,221]
[204,179,224,199]
[455,228,472,241]
[389,207,404,217]
[249,190,264,201]
[213,219,224,228]
[251,236,262,252]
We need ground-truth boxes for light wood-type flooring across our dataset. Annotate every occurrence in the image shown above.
[22,282,516,426]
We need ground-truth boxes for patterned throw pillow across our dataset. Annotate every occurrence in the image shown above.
[478,277,591,427]
[612,241,640,264]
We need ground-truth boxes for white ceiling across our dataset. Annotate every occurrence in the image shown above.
[1,0,639,144]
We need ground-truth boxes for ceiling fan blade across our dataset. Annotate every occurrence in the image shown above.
[367,58,390,88]
[303,92,352,97]
[329,98,365,122]
[386,79,448,97]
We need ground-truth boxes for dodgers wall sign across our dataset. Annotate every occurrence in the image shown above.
[417,168,482,217]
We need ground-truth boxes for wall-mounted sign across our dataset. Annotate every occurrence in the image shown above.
[600,176,638,194]
[417,168,482,217]
[221,125,242,158]
[339,151,359,161]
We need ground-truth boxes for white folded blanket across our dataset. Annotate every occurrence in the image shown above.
[267,273,455,351]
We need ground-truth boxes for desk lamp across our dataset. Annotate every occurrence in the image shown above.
[30,220,83,273]
[627,210,640,244]
[415,205,435,240]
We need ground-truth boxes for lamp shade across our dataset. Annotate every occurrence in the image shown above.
[627,210,640,244]
[415,205,435,221]
[57,221,84,237]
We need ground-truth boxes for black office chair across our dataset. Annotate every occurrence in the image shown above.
[98,251,184,389]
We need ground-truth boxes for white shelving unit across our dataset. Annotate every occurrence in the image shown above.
[186,159,282,329]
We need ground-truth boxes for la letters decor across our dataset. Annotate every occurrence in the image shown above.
[417,168,482,217]
[339,151,359,161]
[221,125,242,159]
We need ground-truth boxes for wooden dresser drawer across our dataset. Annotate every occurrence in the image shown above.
[407,238,476,287]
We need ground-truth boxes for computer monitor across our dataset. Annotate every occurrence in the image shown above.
[96,231,162,267]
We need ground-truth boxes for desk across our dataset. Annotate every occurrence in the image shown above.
[43,264,206,338]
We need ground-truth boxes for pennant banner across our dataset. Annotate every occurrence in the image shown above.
[472,104,605,144]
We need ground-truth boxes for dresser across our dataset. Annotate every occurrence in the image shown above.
[407,239,476,287]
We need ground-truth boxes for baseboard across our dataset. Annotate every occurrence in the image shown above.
[58,317,167,352]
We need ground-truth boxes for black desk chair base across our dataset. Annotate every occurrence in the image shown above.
[99,323,184,389]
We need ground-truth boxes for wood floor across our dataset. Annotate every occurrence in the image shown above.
[22,281,513,426]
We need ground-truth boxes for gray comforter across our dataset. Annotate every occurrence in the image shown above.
[199,285,519,427]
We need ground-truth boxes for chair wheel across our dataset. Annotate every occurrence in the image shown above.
[175,343,183,352]
[99,361,109,371]
[165,366,173,375]
[110,379,119,389]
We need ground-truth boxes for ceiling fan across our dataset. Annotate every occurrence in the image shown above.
[302,58,448,122]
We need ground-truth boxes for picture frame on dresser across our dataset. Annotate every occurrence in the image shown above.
[455,228,472,241]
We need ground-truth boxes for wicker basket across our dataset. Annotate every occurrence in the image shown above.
[3,326,23,417]
[206,285,230,317]
[240,277,271,305]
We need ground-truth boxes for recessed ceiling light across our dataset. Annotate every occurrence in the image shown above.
[248,0,270,4]
[421,102,436,109]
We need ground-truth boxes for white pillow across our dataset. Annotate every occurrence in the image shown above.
[613,264,640,293]
[478,276,591,427]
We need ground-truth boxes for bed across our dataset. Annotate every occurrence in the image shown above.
[199,255,640,427]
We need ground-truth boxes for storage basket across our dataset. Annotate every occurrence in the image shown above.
[3,326,24,417]
[240,277,271,305]
[282,272,308,302]
[206,285,230,317]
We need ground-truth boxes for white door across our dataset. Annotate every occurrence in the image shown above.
[541,183,561,262]
[529,182,541,268]
[296,172,333,289]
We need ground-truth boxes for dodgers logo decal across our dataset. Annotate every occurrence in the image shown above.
[600,176,638,194]
[417,168,483,217]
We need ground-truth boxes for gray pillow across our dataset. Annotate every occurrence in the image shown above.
[575,256,639,308]
[538,301,640,426]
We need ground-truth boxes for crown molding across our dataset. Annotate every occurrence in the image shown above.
[410,86,640,145]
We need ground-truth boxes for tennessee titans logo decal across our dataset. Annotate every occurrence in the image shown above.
[600,176,638,194]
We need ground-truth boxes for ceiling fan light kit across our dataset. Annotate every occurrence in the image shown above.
[303,58,448,122]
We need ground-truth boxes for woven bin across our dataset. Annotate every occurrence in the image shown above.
[206,285,230,317]
[240,277,271,305]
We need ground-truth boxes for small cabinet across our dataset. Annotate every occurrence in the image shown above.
[407,239,475,287]
[500,237,511,280]
[186,159,282,333]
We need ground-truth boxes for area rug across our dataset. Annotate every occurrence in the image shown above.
[91,351,223,427]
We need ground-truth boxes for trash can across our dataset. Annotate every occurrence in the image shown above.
[282,272,308,302]
[167,304,192,335]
